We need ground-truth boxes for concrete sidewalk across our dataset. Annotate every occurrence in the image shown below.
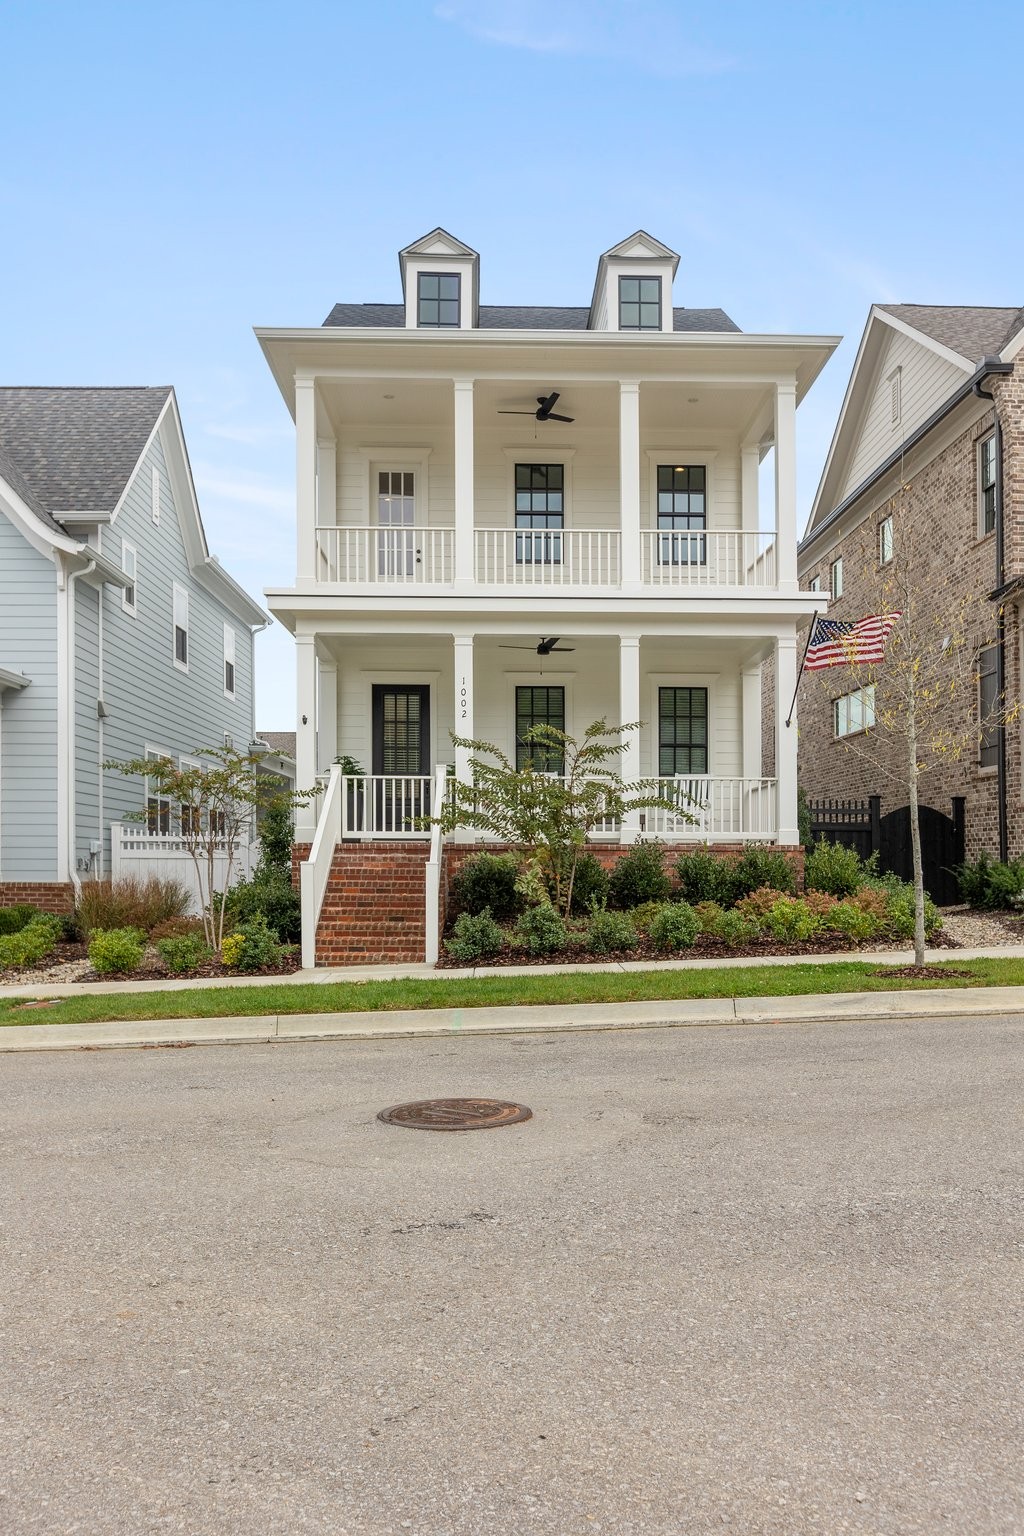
[2,982,1023,1053]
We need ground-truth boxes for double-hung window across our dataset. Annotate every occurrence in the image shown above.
[224,624,236,699]
[417,272,460,327]
[145,750,172,834]
[121,541,137,615]
[878,515,893,566]
[656,465,706,566]
[618,276,661,330]
[515,685,565,772]
[172,583,189,670]
[830,557,844,599]
[833,685,875,738]
[658,687,708,776]
[515,464,564,565]
[978,645,999,768]
[979,435,997,536]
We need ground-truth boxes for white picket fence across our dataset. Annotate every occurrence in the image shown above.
[110,824,259,916]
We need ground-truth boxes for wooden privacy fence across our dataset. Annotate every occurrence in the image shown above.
[110,825,259,916]
[807,796,881,861]
[805,795,966,904]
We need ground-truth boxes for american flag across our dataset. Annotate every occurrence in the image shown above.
[804,613,902,672]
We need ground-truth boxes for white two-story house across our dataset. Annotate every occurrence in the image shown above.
[257,230,838,965]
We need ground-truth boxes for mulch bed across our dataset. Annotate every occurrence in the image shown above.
[2,940,301,984]
[436,928,958,969]
[872,965,978,981]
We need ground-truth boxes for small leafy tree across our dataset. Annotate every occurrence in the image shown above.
[436,719,682,915]
[106,746,312,952]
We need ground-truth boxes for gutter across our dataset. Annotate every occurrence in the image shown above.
[800,357,1014,556]
[64,556,97,898]
[974,372,1008,861]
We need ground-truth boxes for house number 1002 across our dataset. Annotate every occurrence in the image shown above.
[459,679,469,720]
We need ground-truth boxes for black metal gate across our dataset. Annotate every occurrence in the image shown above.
[807,796,880,860]
[878,800,965,905]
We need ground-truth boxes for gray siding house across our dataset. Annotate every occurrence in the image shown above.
[0,387,268,909]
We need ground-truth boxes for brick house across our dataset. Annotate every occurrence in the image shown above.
[793,303,1024,863]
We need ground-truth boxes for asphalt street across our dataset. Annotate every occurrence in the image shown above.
[2,1015,1023,1535]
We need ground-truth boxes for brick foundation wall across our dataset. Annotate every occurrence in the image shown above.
[795,396,1024,861]
[0,882,75,914]
[296,840,430,966]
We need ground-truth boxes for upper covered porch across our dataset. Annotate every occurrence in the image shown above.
[257,328,838,602]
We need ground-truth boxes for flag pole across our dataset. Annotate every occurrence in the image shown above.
[785,609,818,728]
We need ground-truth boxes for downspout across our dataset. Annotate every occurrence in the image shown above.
[974,369,1007,861]
[65,557,97,898]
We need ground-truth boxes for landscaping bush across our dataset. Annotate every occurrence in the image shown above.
[649,901,700,952]
[451,853,523,922]
[608,840,671,909]
[760,897,821,943]
[675,848,737,906]
[444,907,504,964]
[804,838,866,898]
[515,903,567,956]
[88,927,145,976]
[804,889,840,920]
[156,934,210,973]
[224,871,301,943]
[220,933,245,968]
[717,908,762,946]
[0,913,62,969]
[0,904,38,936]
[150,915,206,942]
[693,900,726,935]
[77,875,191,937]
[731,845,796,901]
[629,900,669,934]
[868,875,941,940]
[223,913,283,972]
[568,852,610,916]
[955,851,1024,911]
[825,900,882,942]
[585,908,637,954]
[736,885,787,922]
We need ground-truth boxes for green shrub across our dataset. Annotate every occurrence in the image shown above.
[608,840,671,909]
[760,897,821,942]
[255,795,295,878]
[585,908,637,954]
[804,838,866,898]
[156,934,210,973]
[444,907,504,964]
[568,852,610,915]
[228,913,284,972]
[451,853,523,922]
[88,927,145,976]
[649,901,700,952]
[77,875,191,937]
[736,886,786,922]
[694,900,726,935]
[629,900,668,934]
[0,903,38,936]
[515,903,567,956]
[224,871,301,942]
[0,913,62,969]
[868,876,941,939]
[825,900,881,942]
[220,932,245,968]
[675,848,737,906]
[718,908,761,946]
[150,915,206,942]
[731,845,796,900]
[955,851,1024,911]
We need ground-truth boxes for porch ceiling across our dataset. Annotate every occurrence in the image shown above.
[315,631,770,669]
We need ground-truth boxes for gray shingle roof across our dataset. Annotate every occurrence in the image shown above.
[877,304,1024,362]
[322,303,740,332]
[258,731,296,758]
[0,386,172,534]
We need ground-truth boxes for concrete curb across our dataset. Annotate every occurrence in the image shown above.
[2,985,1023,1053]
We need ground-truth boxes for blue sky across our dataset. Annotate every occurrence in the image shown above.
[4,0,1023,725]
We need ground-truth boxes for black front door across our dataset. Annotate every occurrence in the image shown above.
[371,685,430,834]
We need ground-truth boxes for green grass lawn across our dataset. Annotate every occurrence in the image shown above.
[3,956,1024,1028]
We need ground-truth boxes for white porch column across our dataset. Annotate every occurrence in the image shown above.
[741,445,760,534]
[742,663,762,779]
[295,633,318,838]
[774,634,799,845]
[619,634,642,842]
[773,381,798,591]
[295,376,318,581]
[619,381,642,585]
[453,377,475,588]
[316,652,338,774]
[316,435,337,527]
[453,633,475,782]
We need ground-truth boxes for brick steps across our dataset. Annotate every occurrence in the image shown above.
[315,842,430,965]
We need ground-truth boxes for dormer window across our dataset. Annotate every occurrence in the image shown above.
[618,276,662,331]
[418,272,461,328]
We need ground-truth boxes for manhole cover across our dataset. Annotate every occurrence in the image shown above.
[377,1097,533,1132]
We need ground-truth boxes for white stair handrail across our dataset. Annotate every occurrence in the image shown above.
[300,762,343,969]
[423,765,449,965]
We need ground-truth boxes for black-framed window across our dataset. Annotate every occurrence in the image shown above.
[417,272,460,328]
[656,464,706,565]
[979,645,999,768]
[515,463,564,564]
[515,685,565,772]
[980,435,997,536]
[618,275,662,330]
[658,687,708,776]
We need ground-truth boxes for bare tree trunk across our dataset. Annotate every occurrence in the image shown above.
[906,714,926,967]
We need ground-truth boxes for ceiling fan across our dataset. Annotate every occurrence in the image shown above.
[498,390,574,424]
[499,636,575,655]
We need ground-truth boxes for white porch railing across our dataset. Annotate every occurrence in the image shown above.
[475,528,621,586]
[300,762,343,969]
[110,824,258,917]
[340,775,433,839]
[640,530,776,587]
[316,525,454,584]
[642,777,777,841]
